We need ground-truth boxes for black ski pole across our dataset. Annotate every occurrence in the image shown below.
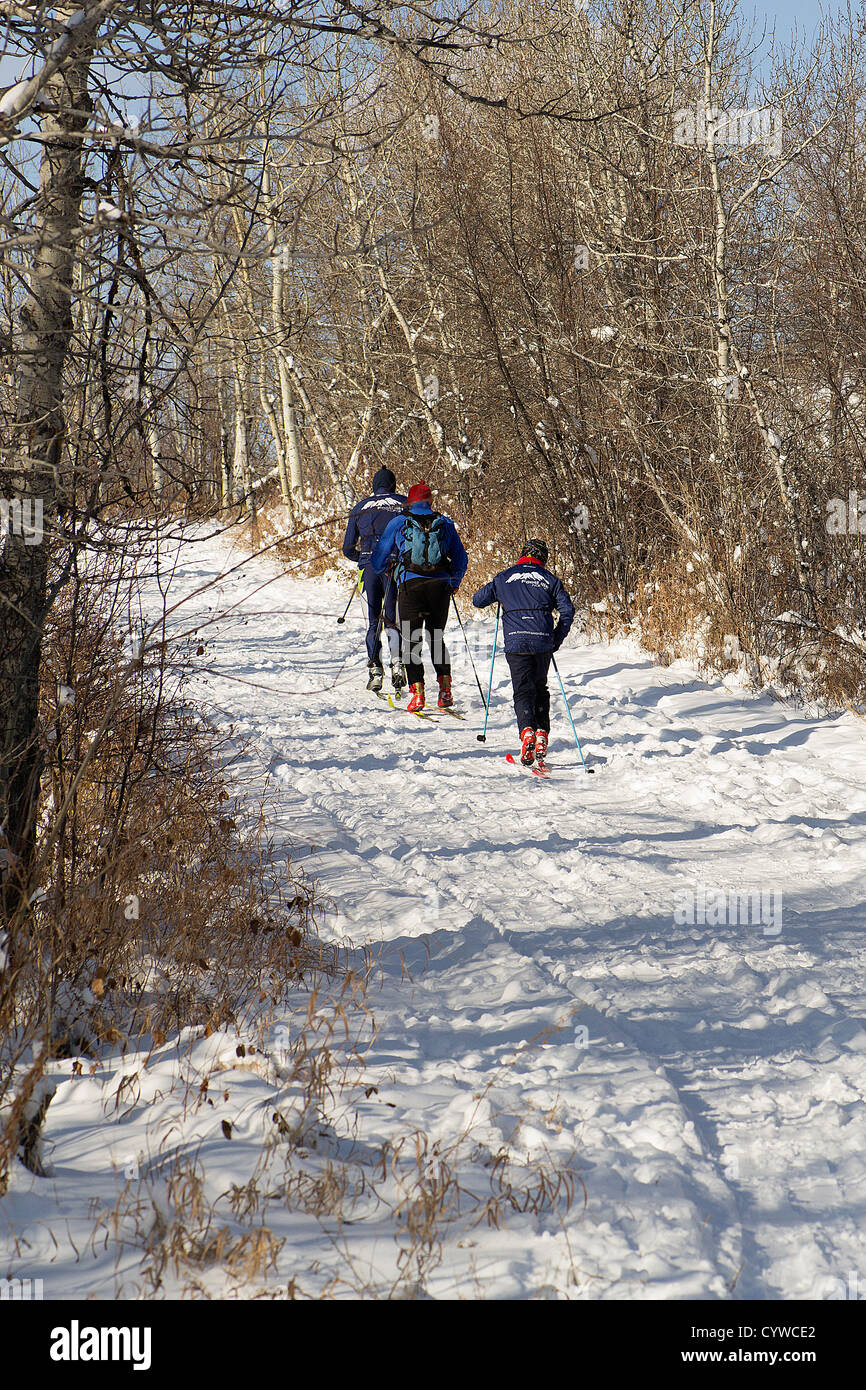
[370,600,386,663]
[382,568,398,656]
[336,583,357,625]
[368,565,396,668]
[450,593,486,706]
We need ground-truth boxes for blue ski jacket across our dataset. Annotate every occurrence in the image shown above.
[370,501,468,588]
[342,487,408,565]
[472,559,575,653]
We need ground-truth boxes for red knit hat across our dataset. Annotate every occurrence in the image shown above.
[407,481,432,505]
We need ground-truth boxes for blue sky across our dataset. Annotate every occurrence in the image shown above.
[746,0,838,46]
[0,3,852,93]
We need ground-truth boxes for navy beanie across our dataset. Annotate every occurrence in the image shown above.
[372,467,396,493]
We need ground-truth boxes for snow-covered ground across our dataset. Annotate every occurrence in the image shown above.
[4,524,866,1300]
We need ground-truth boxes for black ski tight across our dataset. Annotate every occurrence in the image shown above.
[398,578,452,684]
[505,651,552,733]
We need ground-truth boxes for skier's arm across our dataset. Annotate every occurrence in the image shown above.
[472,579,496,609]
[370,517,398,574]
[342,505,361,562]
[551,578,576,648]
[447,524,469,589]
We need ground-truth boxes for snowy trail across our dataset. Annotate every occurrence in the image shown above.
[6,525,866,1299]
[159,528,866,1299]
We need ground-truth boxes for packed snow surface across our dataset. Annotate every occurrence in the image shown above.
[3,525,866,1300]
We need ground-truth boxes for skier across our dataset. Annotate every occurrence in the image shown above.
[472,539,575,765]
[342,465,408,692]
[370,481,468,712]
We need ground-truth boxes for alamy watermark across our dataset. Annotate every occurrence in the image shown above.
[673,882,782,937]
[273,1022,290,1060]
[825,490,866,535]
[50,1321,152,1370]
[708,372,741,401]
[674,104,782,158]
[0,496,43,545]
[0,1276,43,1299]
[811,1270,863,1300]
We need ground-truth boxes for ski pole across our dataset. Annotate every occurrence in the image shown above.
[551,654,594,773]
[382,568,400,664]
[477,603,500,743]
[336,585,356,625]
[368,565,397,665]
[369,588,388,665]
[450,592,486,706]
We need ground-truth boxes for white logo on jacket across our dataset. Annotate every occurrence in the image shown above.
[505,571,549,587]
[363,497,403,511]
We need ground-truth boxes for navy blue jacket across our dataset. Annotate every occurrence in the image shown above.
[473,559,575,653]
[371,501,468,587]
[342,487,408,565]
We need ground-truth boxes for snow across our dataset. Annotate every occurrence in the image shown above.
[0,81,30,121]
[0,10,93,125]
[3,523,866,1298]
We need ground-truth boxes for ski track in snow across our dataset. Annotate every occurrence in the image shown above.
[5,525,866,1300]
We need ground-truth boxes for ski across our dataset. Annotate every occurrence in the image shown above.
[389,692,435,720]
[387,691,441,721]
[386,692,464,721]
[411,708,465,721]
[505,752,550,779]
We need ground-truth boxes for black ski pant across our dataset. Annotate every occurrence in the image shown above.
[505,650,552,734]
[398,578,452,685]
[361,564,399,665]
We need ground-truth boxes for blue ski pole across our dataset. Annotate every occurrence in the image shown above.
[451,593,487,707]
[551,654,594,772]
[477,604,500,743]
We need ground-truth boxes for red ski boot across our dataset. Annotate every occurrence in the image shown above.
[519,727,536,765]
[407,681,425,713]
[535,729,548,763]
[437,673,454,708]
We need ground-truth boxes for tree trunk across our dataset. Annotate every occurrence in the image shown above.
[232,364,253,519]
[277,354,303,504]
[0,31,93,921]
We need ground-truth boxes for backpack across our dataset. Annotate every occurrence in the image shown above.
[401,511,449,575]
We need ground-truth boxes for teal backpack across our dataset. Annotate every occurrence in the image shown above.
[401,511,449,576]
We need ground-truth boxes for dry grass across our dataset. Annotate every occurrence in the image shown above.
[0,546,321,1192]
[2,520,588,1297]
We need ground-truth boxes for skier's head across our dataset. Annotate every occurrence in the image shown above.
[520,538,549,566]
[407,481,433,506]
[372,466,397,493]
